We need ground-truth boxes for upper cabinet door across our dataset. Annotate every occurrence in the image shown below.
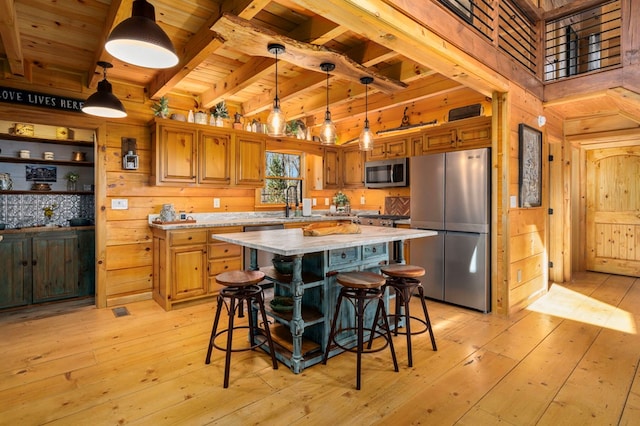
[235,134,265,186]
[342,146,364,188]
[199,130,231,185]
[156,125,197,184]
[323,146,340,189]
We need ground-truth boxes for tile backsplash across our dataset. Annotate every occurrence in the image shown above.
[0,193,94,228]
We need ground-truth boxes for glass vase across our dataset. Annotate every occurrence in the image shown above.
[67,180,77,192]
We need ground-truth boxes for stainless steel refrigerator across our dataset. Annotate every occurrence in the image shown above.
[410,148,490,312]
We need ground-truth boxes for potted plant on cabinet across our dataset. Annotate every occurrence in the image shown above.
[211,101,229,127]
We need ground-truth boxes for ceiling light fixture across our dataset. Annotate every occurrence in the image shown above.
[105,0,178,69]
[81,61,127,118]
[359,76,374,151]
[319,62,337,145]
[267,43,287,137]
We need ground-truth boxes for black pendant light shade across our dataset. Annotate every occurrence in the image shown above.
[105,0,178,69]
[359,76,374,151]
[82,62,127,118]
[267,43,287,137]
[319,62,337,145]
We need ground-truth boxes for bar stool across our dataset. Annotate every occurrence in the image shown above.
[205,270,278,388]
[323,271,399,390]
[373,264,437,367]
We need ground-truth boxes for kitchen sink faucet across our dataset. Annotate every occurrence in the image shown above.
[285,184,299,218]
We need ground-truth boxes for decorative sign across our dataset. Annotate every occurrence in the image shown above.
[0,86,84,113]
[518,123,542,208]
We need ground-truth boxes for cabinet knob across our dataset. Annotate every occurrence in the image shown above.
[372,247,377,253]
[341,252,347,259]
[22,260,28,267]
[188,236,193,240]
[32,260,37,266]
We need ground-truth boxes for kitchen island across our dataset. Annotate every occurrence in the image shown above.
[212,225,436,373]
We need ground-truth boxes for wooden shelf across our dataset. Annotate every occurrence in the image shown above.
[0,132,93,147]
[0,156,94,167]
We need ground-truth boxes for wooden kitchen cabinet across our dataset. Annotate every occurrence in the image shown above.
[208,226,243,295]
[199,129,231,185]
[0,229,95,309]
[153,226,244,310]
[323,146,340,189]
[150,120,233,187]
[152,228,209,309]
[0,234,31,309]
[342,145,365,188]
[417,117,491,155]
[32,231,78,303]
[235,134,265,186]
[366,136,408,161]
[151,122,197,185]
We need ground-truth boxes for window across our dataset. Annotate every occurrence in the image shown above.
[261,151,302,204]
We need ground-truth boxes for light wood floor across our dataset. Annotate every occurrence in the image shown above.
[1,271,639,425]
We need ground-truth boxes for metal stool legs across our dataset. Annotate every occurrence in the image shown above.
[371,277,437,367]
[323,286,399,390]
[205,285,278,388]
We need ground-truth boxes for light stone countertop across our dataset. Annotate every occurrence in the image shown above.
[211,226,437,256]
[147,211,375,230]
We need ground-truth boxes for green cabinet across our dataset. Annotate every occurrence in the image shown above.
[0,234,31,309]
[0,229,95,309]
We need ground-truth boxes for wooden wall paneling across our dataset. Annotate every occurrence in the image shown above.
[106,242,152,270]
[105,266,153,296]
[105,220,153,246]
[508,275,546,316]
[495,92,509,315]
[509,253,545,289]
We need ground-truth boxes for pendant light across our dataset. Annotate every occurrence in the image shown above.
[267,43,287,137]
[105,0,178,69]
[359,76,374,151]
[319,62,337,145]
[82,61,127,118]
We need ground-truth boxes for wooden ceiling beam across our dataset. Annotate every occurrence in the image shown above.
[202,14,345,110]
[88,0,125,88]
[0,0,25,76]
[199,56,274,109]
[148,0,270,99]
[294,0,509,97]
[210,13,407,93]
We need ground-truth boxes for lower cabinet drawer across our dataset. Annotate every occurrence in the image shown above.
[363,242,387,259]
[208,258,242,275]
[328,246,360,267]
[208,242,242,259]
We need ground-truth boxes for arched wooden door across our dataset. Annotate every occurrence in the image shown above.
[586,146,640,276]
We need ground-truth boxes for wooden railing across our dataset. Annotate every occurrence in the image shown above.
[544,0,621,81]
[438,0,622,82]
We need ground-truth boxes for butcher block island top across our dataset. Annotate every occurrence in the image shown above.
[211,226,436,256]
[211,226,436,373]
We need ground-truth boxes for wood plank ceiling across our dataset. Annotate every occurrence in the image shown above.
[0,0,637,140]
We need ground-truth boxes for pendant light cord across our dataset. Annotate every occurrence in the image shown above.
[274,48,280,108]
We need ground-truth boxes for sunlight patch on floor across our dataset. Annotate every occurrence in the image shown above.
[527,283,636,334]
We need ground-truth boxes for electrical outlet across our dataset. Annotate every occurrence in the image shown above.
[111,198,128,210]
[510,195,517,208]
[312,198,317,206]
[213,198,220,208]
[360,196,365,205]
[324,198,329,205]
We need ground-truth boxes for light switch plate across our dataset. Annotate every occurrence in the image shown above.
[510,195,517,208]
[312,198,317,206]
[111,199,128,210]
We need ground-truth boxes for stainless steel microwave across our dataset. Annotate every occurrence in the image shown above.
[364,158,409,188]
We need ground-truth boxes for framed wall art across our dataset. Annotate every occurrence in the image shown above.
[518,123,542,208]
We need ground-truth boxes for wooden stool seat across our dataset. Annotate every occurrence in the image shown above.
[324,271,398,390]
[215,270,265,287]
[336,271,386,289]
[381,264,425,279]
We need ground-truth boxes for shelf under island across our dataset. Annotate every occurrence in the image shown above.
[211,225,436,373]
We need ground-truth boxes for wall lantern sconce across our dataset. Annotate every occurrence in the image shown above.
[319,62,337,145]
[358,76,375,151]
[82,61,127,118]
[121,137,139,170]
[267,43,287,137]
[105,0,178,69]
